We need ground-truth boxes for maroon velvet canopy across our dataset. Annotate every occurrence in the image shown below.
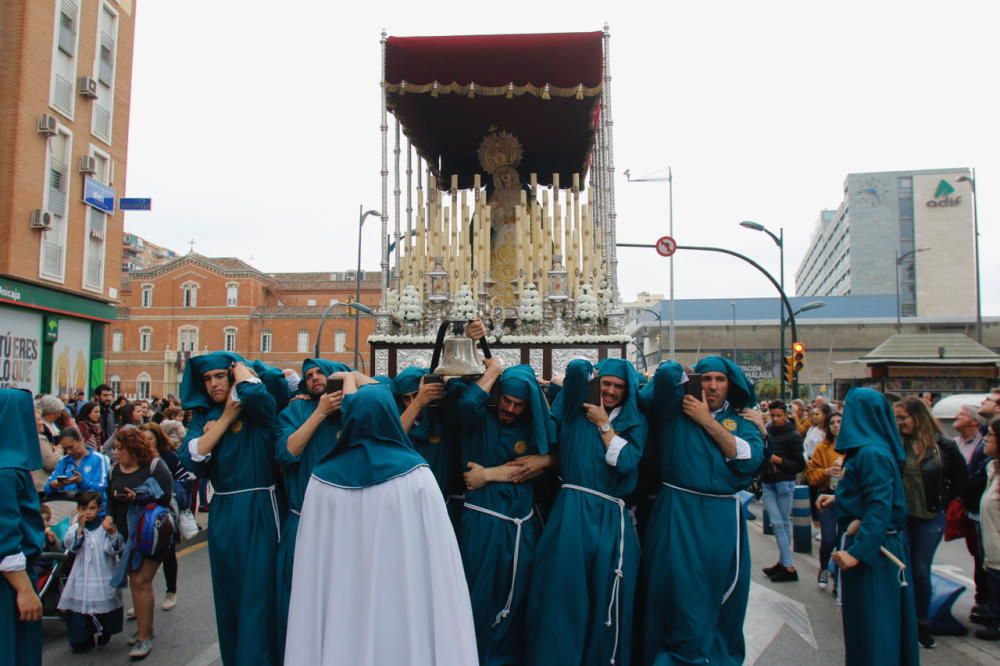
[384,31,604,189]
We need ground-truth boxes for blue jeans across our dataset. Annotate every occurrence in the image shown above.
[905,512,945,622]
[763,480,796,567]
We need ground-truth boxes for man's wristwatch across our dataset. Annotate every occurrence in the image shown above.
[598,422,612,434]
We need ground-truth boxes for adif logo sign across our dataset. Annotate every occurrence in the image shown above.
[926,179,962,208]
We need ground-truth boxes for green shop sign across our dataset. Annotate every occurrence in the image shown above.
[0,276,116,322]
[44,317,59,343]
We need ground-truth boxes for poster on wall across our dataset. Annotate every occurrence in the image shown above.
[0,307,42,393]
[51,318,91,397]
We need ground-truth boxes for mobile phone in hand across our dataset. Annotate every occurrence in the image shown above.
[325,377,344,394]
[113,489,130,501]
[423,374,444,385]
[586,378,602,406]
[684,373,703,401]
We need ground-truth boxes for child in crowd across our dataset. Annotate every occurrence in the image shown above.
[57,491,125,653]
[40,503,60,552]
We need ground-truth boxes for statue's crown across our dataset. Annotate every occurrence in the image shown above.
[477,130,523,174]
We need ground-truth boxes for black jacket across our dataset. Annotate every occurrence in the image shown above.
[920,434,969,514]
[961,436,991,512]
[762,421,805,484]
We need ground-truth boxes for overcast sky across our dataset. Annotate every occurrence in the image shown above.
[124,0,999,315]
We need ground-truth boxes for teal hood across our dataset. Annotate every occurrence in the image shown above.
[694,356,756,411]
[0,388,42,470]
[835,387,906,463]
[498,365,556,455]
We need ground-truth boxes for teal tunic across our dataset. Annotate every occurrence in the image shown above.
[834,388,919,665]
[638,360,764,666]
[458,382,543,666]
[0,388,45,666]
[274,395,342,659]
[181,379,279,666]
[392,367,454,495]
[526,359,648,666]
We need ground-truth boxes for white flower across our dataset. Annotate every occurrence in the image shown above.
[451,284,478,321]
[575,283,599,321]
[517,283,543,322]
[400,285,423,321]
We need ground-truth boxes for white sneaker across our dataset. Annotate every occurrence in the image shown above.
[129,638,153,660]
[161,592,177,611]
[814,532,821,541]
[126,606,135,620]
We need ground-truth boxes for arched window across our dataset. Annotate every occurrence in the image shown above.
[224,327,237,352]
[136,372,151,400]
[226,281,239,307]
[139,327,152,352]
[181,281,198,308]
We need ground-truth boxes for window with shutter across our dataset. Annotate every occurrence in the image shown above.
[58,1,77,56]
[98,31,115,85]
[111,331,123,352]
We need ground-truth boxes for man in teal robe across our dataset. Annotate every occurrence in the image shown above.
[638,357,764,666]
[458,360,557,666]
[824,387,919,664]
[274,358,351,657]
[0,389,45,666]
[392,367,451,494]
[180,352,280,665]
[526,358,648,666]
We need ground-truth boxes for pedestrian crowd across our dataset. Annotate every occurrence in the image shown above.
[2,328,999,665]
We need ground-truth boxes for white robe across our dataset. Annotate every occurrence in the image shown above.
[284,466,479,666]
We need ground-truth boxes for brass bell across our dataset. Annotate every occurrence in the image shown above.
[430,320,491,377]
[433,336,484,376]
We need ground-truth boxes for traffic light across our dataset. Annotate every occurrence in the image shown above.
[784,342,806,384]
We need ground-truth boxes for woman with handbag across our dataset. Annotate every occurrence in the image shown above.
[107,428,173,661]
[894,396,968,649]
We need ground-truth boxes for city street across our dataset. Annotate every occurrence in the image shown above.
[40,503,1000,666]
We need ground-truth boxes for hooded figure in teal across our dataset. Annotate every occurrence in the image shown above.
[0,389,45,666]
[833,388,918,665]
[637,357,765,666]
[458,364,556,666]
[392,367,454,494]
[274,358,351,657]
[179,352,280,666]
[526,358,648,666]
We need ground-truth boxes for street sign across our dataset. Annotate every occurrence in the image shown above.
[655,235,677,257]
[83,176,115,214]
[120,198,152,211]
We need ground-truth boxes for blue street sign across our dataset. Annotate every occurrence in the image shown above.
[83,176,115,214]
[120,198,152,211]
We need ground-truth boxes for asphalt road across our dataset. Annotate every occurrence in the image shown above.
[40,502,1000,665]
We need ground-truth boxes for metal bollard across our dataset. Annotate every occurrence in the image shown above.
[792,484,812,554]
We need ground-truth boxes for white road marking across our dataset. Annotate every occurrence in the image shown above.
[744,581,818,664]
[187,641,221,666]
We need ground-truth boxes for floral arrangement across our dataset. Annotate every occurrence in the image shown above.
[517,283,543,322]
[399,285,423,322]
[575,283,599,321]
[386,289,400,322]
[451,284,478,321]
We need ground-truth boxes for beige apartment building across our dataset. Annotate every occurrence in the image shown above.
[0,0,136,395]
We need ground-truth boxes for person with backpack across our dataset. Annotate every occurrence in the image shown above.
[107,428,173,660]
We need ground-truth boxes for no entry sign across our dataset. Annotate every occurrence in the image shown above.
[655,236,677,257]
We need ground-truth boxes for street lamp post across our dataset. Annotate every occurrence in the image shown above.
[316,299,373,361]
[895,248,929,333]
[625,167,675,356]
[635,306,663,366]
[355,206,382,369]
[730,301,737,361]
[957,173,982,343]
[740,221,785,396]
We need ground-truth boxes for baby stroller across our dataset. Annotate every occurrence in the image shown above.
[36,498,77,623]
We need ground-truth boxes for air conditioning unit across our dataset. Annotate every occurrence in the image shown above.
[89,228,105,240]
[30,209,53,230]
[37,114,57,136]
[78,155,97,174]
[78,76,98,99]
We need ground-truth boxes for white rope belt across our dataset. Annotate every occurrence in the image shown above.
[837,528,905,606]
[288,508,301,517]
[212,485,281,542]
[446,494,465,505]
[662,482,742,604]
[463,501,534,627]
[563,483,627,666]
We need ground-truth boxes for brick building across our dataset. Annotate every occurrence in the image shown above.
[106,252,382,398]
[121,232,178,273]
[0,0,136,395]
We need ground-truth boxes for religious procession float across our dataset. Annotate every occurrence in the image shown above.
[368,27,631,378]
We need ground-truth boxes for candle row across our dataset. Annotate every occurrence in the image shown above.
[397,173,608,307]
